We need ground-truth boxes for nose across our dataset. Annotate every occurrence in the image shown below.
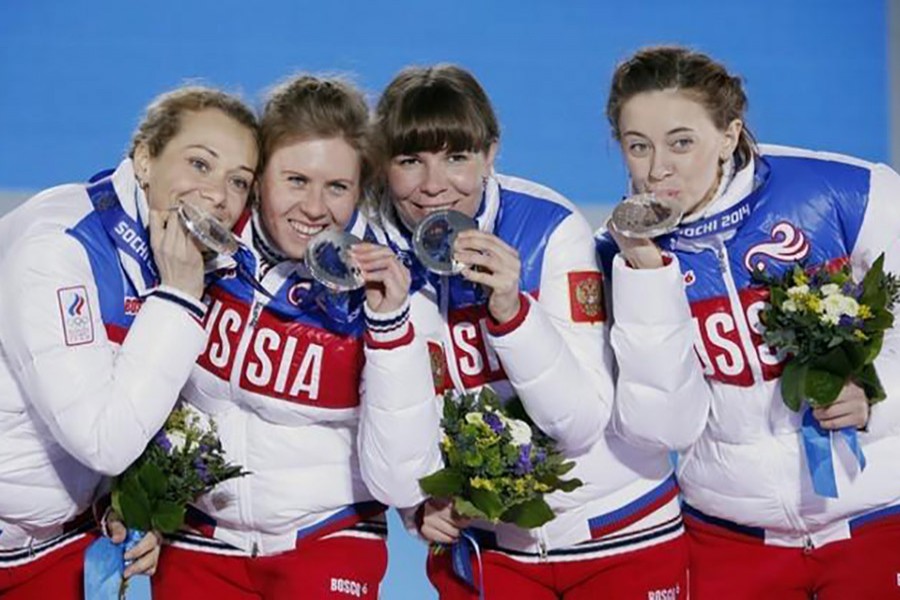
[648,149,673,182]
[200,176,228,209]
[300,186,329,220]
[421,163,448,197]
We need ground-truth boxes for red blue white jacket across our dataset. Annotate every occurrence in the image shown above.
[179,209,384,557]
[360,174,681,556]
[0,160,207,551]
[597,145,900,549]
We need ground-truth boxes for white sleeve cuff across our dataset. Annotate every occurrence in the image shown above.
[364,297,411,344]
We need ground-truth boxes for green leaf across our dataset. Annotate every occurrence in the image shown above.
[810,346,856,378]
[555,460,577,476]
[453,497,488,520]
[137,461,167,500]
[866,310,894,331]
[150,501,186,534]
[860,253,886,308]
[419,468,465,498]
[556,477,584,493]
[804,367,846,408]
[856,363,887,404]
[502,498,555,529]
[470,488,505,521]
[780,361,807,412]
[113,486,152,531]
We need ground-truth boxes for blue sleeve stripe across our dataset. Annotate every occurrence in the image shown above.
[151,290,205,320]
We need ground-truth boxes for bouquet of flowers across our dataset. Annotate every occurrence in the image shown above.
[419,387,582,529]
[111,404,247,534]
[755,254,899,410]
[85,405,247,599]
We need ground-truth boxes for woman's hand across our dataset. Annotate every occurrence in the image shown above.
[105,511,162,578]
[453,230,521,323]
[417,498,471,545]
[149,195,205,300]
[606,219,665,270]
[350,242,411,314]
[812,381,870,430]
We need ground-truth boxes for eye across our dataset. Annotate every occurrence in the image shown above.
[394,156,420,167]
[328,182,351,195]
[447,153,470,163]
[287,174,308,187]
[670,137,695,152]
[189,157,210,173]
[626,141,650,157]
[230,176,251,192]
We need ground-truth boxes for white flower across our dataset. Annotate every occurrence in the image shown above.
[168,430,188,452]
[507,419,533,446]
[820,294,859,326]
[783,299,799,312]
[820,283,841,296]
[464,412,484,425]
[787,284,810,298]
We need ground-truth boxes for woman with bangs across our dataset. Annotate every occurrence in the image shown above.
[356,64,688,599]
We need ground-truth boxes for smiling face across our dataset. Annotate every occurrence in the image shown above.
[617,89,741,216]
[386,144,496,225]
[133,108,258,228]
[257,136,360,260]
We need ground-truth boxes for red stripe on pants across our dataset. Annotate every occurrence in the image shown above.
[153,535,387,599]
[426,535,687,599]
[688,517,900,599]
[0,533,96,599]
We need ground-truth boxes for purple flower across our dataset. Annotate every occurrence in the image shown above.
[842,282,861,299]
[483,412,504,434]
[533,448,547,466]
[194,457,210,484]
[838,314,855,329]
[154,431,172,454]
[514,444,533,476]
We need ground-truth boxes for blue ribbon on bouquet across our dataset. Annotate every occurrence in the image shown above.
[84,529,152,599]
[801,408,866,498]
[450,529,485,600]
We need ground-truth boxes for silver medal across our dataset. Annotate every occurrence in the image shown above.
[177,202,240,256]
[412,209,477,275]
[305,230,364,292]
[609,193,683,239]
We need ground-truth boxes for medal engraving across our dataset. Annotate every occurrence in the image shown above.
[609,193,683,238]
[177,202,240,256]
[305,230,364,292]
[413,210,477,275]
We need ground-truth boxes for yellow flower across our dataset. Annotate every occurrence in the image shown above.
[804,296,822,313]
[792,271,809,285]
[858,304,873,319]
[853,330,869,341]
[470,477,495,491]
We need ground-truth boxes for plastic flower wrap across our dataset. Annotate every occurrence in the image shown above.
[755,254,899,411]
[111,404,247,534]
[419,387,582,529]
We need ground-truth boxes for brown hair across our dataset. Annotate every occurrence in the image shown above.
[607,46,757,165]
[260,74,372,187]
[374,64,499,163]
[129,86,259,160]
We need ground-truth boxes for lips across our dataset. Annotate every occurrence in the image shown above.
[287,220,328,237]
[412,200,459,214]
